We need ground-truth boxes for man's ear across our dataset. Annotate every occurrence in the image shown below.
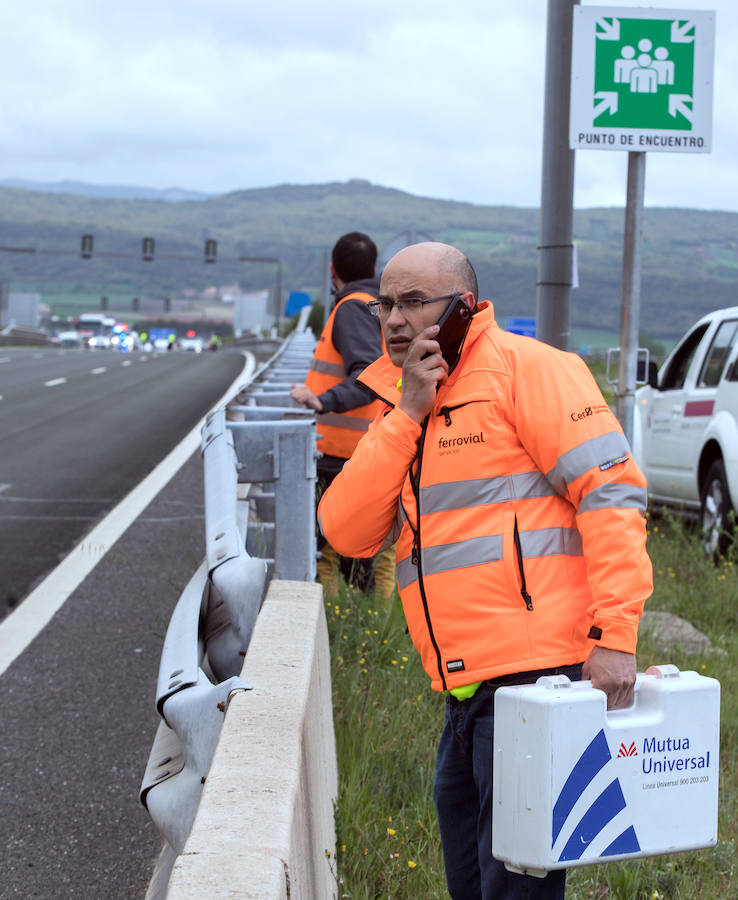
[461,291,476,311]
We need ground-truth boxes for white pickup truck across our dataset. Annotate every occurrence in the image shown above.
[633,306,738,555]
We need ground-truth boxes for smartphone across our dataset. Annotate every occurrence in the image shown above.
[424,294,472,376]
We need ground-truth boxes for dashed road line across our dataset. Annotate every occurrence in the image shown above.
[0,350,254,678]
[0,357,10,364]
[122,360,132,367]
[90,367,107,375]
[0,514,100,522]
[0,493,113,504]
[44,377,67,387]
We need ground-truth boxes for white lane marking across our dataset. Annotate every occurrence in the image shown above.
[0,493,112,504]
[0,514,100,521]
[44,377,67,387]
[122,360,132,367]
[0,351,255,677]
[0,513,204,522]
[32,353,43,359]
[0,357,10,364]
[0,484,10,494]
[90,367,107,375]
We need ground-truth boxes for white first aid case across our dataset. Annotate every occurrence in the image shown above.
[492,665,720,877]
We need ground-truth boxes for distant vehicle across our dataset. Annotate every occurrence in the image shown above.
[633,306,738,555]
[53,330,82,348]
[178,336,203,353]
[149,327,175,352]
[87,333,112,349]
[77,313,116,349]
[117,331,143,352]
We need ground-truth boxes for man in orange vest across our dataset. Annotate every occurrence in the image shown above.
[318,242,653,900]
[291,232,396,598]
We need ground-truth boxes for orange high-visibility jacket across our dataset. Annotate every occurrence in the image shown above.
[305,290,385,459]
[318,301,653,692]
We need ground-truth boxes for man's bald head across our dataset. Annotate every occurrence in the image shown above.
[382,242,478,300]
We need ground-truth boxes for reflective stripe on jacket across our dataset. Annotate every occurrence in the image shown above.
[305,290,385,459]
[318,301,652,692]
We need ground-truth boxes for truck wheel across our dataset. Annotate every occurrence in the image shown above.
[700,458,733,558]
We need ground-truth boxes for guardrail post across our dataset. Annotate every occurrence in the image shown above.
[228,418,318,582]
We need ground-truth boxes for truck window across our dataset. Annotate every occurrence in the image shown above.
[725,353,738,382]
[659,323,710,391]
[697,320,738,388]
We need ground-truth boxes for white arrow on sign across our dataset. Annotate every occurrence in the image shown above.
[593,91,619,119]
[669,94,694,123]
[671,19,696,43]
[595,17,620,41]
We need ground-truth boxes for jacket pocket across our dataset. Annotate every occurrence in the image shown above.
[502,511,533,610]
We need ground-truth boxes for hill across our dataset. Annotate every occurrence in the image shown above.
[0,179,735,341]
[0,178,211,202]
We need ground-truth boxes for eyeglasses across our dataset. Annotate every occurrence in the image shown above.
[368,293,460,318]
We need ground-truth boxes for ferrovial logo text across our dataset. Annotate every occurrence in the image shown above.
[437,431,486,450]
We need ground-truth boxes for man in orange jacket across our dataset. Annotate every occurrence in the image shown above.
[318,242,653,900]
[291,232,396,598]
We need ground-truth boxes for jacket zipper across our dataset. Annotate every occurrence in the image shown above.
[437,400,482,427]
[410,418,447,691]
[513,516,534,610]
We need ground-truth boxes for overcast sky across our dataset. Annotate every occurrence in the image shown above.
[1,1,735,211]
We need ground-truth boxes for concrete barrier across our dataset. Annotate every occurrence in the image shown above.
[166,579,337,900]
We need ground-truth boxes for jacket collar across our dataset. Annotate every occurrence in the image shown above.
[334,276,380,304]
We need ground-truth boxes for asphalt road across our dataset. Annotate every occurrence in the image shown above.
[0,345,250,899]
[0,346,245,616]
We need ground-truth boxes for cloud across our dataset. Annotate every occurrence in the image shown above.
[0,0,735,211]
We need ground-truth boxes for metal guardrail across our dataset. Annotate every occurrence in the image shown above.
[139,561,251,853]
[140,328,319,856]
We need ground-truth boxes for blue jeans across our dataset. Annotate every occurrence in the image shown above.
[433,664,583,900]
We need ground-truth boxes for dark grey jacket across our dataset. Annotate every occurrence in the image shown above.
[317,276,383,415]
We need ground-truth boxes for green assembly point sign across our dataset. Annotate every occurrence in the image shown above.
[570,6,715,152]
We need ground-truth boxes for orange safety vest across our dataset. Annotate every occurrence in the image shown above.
[305,290,385,459]
[318,302,652,692]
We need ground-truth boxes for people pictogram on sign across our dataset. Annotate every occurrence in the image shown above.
[653,46,675,85]
[614,36,675,94]
[614,45,637,83]
[613,38,674,94]
[631,52,658,93]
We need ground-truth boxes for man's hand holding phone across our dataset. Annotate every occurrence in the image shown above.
[398,324,448,424]
[398,294,473,424]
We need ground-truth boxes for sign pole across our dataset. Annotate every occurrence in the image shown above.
[616,150,646,448]
[536,0,579,351]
